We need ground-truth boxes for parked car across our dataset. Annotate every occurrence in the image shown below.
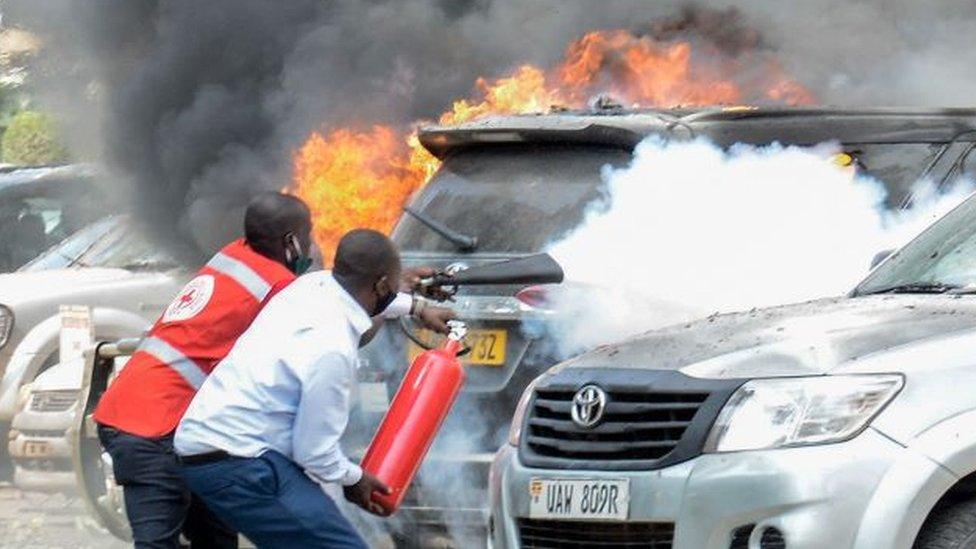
[491,182,976,547]
[347,106,976,543]
[0,216,185,480]
[0,164,109,272]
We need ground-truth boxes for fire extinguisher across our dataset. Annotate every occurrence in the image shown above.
[361,320,468,514]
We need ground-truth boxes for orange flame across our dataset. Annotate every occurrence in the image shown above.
[292,29,813,260]
[291,127,430,263]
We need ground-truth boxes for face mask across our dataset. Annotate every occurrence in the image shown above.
[372,280,398,316]
[284,233,313,275]
[288,255,313,276]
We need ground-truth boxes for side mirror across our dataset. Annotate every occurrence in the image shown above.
[870,249,894,269]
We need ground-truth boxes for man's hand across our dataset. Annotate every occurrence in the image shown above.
[344,471,391,516]
[401,266,454,302]
[417,306,456,335]
[400,266,434,292]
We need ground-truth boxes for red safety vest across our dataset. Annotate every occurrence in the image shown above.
[93,239,295,438]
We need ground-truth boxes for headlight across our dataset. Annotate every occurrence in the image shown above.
[508,374,545,446]
[0,305,12,349]
[704,374,903,453]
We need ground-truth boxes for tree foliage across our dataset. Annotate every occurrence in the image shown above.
[2,110,68,165]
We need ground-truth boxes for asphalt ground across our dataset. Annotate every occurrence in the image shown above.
[0,485,127,549]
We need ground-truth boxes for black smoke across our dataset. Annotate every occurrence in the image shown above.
[6,1,976,259]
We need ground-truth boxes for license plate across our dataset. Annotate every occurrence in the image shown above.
[407,328,507,366]
[529,478,630,521]
[23,441,51,458]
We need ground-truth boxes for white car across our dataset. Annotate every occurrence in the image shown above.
[492,189,976,549]
[0,216,186,480]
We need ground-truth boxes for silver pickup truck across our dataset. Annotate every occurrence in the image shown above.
[491,191,976,547]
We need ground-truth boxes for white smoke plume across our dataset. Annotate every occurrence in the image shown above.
[544,137,974,356]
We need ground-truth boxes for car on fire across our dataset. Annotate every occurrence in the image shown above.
[0,216,184,483]
[68,106,976,546]
[490,167,976,546]
[347,106,976,544]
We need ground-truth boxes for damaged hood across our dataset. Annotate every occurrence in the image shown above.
[565,294,976,379]
[0,268,170,308]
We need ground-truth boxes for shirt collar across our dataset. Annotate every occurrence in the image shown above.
[322,272,373,336]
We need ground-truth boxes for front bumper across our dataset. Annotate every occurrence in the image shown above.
[8,406,75,491]
[491,428,946,549]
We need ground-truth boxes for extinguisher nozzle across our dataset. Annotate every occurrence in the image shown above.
[446,320,468,341]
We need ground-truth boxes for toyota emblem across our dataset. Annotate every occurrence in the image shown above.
[570,385,607,429]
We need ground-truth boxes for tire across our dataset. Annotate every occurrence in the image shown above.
[0,421,13,482]
[915,498,976,549]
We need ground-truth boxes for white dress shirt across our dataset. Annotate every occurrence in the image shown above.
[174,271,393,486]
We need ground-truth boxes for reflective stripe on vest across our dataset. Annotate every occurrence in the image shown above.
[206,252,272,302]
[139,336,207,390]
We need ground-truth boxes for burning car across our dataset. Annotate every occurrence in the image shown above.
[490,156,976,546]
[346,106,976,543]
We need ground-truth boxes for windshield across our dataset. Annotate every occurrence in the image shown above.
[20,216,178,272]
[855,193,976,294]
[392,145,631,253]
[19,217,118,271]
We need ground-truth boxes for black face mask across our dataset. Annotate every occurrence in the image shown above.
[372,287,398,317]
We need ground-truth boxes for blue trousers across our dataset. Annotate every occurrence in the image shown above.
[97,426,237,549]
[179,450,368,549]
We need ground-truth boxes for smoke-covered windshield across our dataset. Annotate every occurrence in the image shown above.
[855,193,976,294]
[20,216,178,272]
[392,145,631,253]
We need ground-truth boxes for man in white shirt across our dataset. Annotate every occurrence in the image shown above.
[174,229,452,548]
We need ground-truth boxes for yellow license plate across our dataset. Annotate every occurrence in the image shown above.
[408,329,508,366]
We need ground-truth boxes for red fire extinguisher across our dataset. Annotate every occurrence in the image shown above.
[361,320,468,514]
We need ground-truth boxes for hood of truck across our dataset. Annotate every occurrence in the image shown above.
[562,294,976,379]
[0,268,170,309]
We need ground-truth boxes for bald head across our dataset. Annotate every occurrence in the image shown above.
[244,192,312,264]
[332,229,400,289]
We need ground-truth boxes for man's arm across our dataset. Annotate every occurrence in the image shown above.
[291,351,362,486]
[375,293,456,336]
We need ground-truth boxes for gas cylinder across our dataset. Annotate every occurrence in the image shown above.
[361,320,468,514]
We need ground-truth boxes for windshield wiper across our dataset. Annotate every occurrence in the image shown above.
[403,206,478,252]
[864,282,962,295]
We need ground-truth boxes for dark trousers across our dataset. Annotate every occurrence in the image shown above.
[98,425,237,549]
[179,450,368,549]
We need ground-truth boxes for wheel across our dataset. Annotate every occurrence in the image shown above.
[0,421,13,482]
[915,498,976,549]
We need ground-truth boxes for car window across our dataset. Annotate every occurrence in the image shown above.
[392,145,631,253]
[19,217,178,272]
[855,194,976,293]
[79,226,177,271]
[844,143,945,206]
[0,197,72,271]
[19,217,119,271]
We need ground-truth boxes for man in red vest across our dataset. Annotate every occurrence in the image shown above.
[94,192,310,548]
[94,191,453,549]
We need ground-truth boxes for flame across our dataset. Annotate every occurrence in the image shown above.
[292,29,813,259]
[291,126,429,264]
